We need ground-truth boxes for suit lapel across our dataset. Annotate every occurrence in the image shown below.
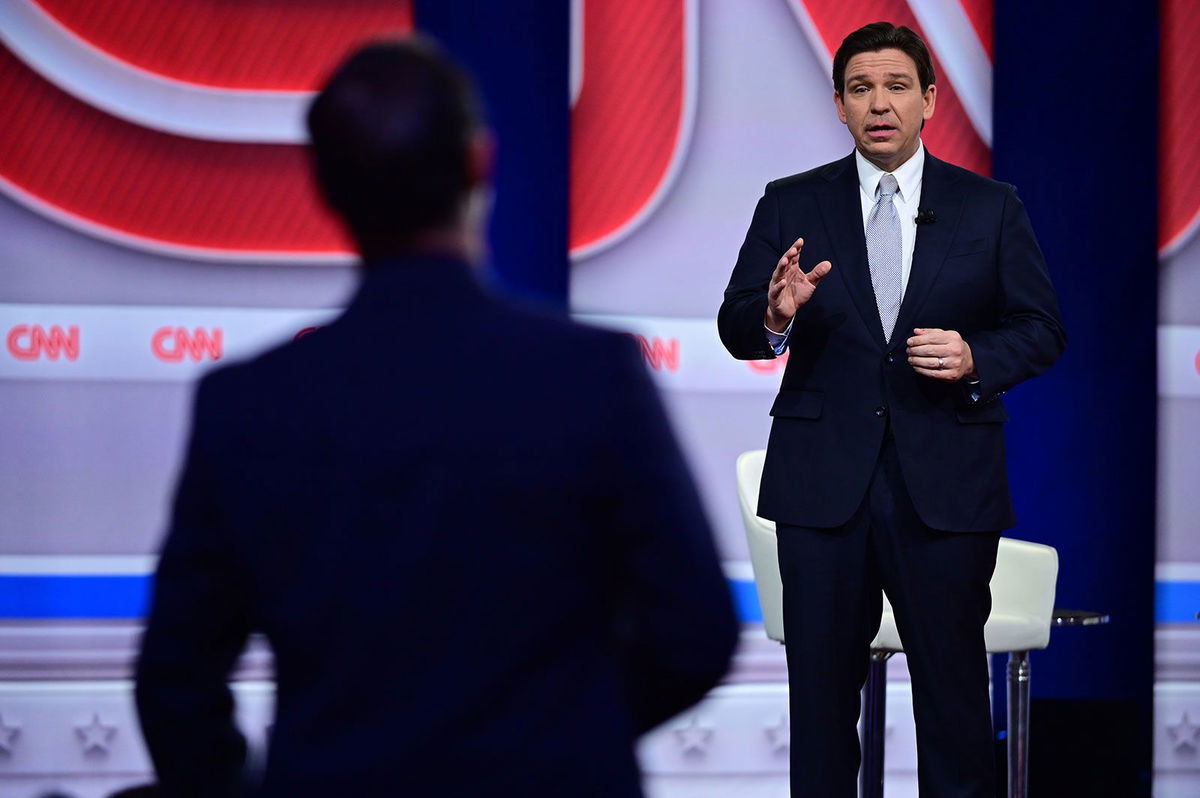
[816,154,887,349]
[891,153,965,346]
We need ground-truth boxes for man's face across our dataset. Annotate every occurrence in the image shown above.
[834,48,936,172]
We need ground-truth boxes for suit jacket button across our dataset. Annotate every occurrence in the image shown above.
[885,353,895,364]
[875,406,887,417]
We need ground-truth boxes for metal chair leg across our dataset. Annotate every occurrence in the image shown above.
[1007,651,1031,798]
[861,650,892,798]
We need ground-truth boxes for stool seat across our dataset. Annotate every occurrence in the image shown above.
[872,534,1058,653]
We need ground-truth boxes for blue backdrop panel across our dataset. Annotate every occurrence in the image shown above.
[994,0,1156,791]
[413,1,570,307]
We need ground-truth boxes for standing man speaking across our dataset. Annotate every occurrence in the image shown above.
[718,21,1065,798]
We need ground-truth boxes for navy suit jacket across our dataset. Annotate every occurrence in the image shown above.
[718,152,1066,532]
[136,255,738,798]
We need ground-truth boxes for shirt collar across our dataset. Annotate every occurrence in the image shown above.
[855,141,925,202]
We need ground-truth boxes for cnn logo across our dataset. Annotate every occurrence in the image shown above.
[626,334,679,372]
[6,324,79,361]
[152,327,223,362]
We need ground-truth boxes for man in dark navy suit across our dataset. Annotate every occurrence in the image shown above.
[136,38,737,798]
[718,22,1065,798]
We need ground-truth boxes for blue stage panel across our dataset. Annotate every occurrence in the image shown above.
[1156,580,1200,624]
[0,575,152,619]
[3,574,1197,625]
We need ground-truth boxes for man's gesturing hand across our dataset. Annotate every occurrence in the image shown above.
[906,328,977,381]
[764,237,832,332]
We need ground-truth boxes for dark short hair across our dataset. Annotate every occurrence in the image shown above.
[832,22,935,96]
[307,37,483,246]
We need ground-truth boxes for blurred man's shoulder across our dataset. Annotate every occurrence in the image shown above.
[489,295,639,357]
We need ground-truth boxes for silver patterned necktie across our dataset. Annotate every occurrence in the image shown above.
[866,173,902,340]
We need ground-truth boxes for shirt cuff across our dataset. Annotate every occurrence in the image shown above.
[763,317,794,355]
[965,377,982,404]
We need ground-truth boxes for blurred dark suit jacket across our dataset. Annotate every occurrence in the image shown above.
[136,254,738,798]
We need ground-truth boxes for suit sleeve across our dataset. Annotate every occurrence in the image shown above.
[600,338,739,734]
[718,181,786,360]
[964,185,1067,400]
[136,373,251,798]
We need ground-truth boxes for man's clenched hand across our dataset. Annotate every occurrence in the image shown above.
[906,328,976,381]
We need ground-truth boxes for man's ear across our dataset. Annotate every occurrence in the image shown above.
[466,129,495,188]
[833,90,848,125]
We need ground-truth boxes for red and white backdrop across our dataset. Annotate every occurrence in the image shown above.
[0,0,996,554]
[1158,0,1200,577]
[0,0,1197,795]
[1157,2,1200,792]
[0,0,414,566]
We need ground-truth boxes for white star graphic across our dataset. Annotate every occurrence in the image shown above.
[1168,712,1200,754]
[75,713,116,755]
[672,715,713,756]
[0,714,19,754]
[765,713,789,753]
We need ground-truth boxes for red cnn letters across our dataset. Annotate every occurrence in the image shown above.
[152,327,223,362]
[627,334,680,372]
[6,324,80,361]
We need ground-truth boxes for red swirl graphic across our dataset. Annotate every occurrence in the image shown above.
[1161,0,1200,252]
[0,43,350,255]
[33,0,412,89]
[570,0,687,254]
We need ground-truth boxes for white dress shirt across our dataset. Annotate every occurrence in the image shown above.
[765,142,926,353]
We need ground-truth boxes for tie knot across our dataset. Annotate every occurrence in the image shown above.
[878,173,898,199]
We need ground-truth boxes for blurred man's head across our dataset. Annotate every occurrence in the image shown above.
[307,37,491,260]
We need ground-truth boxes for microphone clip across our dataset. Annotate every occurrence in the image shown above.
[915,209,937,225]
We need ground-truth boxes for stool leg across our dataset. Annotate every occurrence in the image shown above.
[861,650,892,798]
[1006,651,1031,798]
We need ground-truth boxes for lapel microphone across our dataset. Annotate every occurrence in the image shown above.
[915,209,937,225]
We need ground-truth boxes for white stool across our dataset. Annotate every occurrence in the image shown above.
[736,449,1058,798]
